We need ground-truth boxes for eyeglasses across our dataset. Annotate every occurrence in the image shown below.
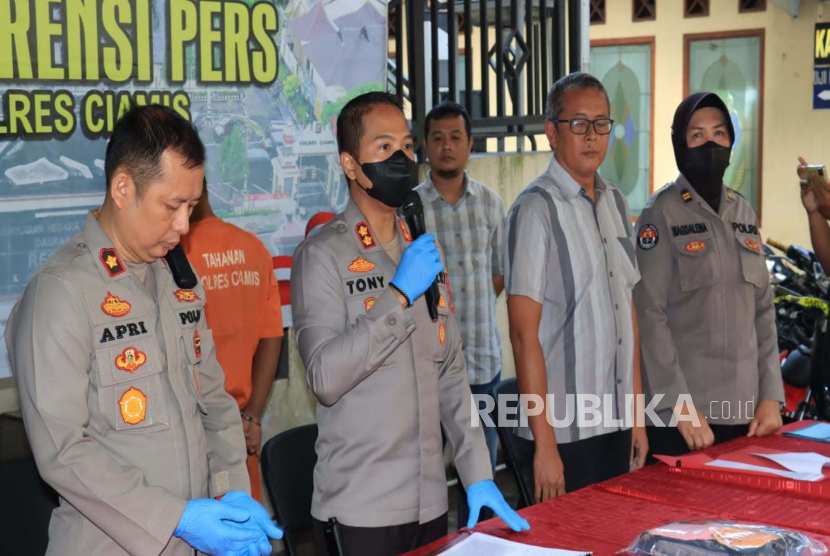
[549,118,615,136]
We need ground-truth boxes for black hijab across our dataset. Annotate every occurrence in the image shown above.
[671,92,735,212]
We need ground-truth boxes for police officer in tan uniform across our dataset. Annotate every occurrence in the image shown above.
[291,92,528,556]
[634,93,784,460]
[5,106,282,556]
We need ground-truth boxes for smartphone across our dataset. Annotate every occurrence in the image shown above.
[802,164,828,186]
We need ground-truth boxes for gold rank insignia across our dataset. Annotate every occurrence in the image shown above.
[681,189,693,204]
[99,248,125,278]
[119,387,147,425]
[193,330,202,360]
[174,289,201,303]
[685,240,706,253]
[438,322,446,346]
[355,221,376,249]
[115,346,147,373]
[102,292,131,317]
[727,189,734,201]
[438,294,446,309]
[398,219,413,242]
[364,297,377,311]
[744,238,762,253]
[348,257,375,273]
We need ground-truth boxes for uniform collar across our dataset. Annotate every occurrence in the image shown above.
[422,170,478,202]
[81,208,170,285]
[547,155,607,202]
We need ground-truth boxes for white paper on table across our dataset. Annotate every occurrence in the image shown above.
[751,451,830,476]
[439,532,590,556]
[704,458,825,481]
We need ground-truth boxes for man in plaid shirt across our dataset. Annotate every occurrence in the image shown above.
[415,101,506,473]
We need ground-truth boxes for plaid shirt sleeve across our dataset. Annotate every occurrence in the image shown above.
[490,196,507,277]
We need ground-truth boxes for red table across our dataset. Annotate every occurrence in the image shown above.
[407,422,830,555]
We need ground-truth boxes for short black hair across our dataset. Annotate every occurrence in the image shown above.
[105,105,205,197]
[336,91,404,158]
[545,72,610,120]
[425,101,472,138]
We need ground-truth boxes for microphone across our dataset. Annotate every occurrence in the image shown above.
[401,191,440,322]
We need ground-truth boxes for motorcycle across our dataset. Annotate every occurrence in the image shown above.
[766,239,830,422]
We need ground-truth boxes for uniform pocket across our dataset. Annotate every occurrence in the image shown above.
[735,233,767,288]
[672,234,721,292]
[96,338,170,433]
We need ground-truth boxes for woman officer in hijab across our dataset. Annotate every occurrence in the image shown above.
[633,92,784,462]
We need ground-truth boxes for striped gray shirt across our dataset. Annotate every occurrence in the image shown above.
[504,156,640,444]
[415,172,506,385]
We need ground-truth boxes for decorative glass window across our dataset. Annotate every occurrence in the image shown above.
[686,31,764,213]
[591,40,654,215]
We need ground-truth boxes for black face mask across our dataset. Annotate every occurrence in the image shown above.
[677,141,731,202]
[357,150,414,208]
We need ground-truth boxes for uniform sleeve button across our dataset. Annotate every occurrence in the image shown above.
[616,379,622,384]
[387,315,397,326]
[77,242,87,248]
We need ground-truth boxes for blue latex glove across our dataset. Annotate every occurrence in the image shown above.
[466,480,531,532]
[174,498,269,556]
[390,234,443,304]
[221,491,284,542]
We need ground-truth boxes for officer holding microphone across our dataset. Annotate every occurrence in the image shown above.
[291,92,528,555]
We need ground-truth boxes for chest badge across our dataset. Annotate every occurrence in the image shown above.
[438,322,446,346]
[348,257,376,273]
[193,330,202,360]
[364,297,377,311]
[744,238,762,253]
[685,240,706,253]
[102,292,131,317]
[174,289,201,303]
[638,224,659,250]
[398,219,413,242]
[115,347,147,373]
[355,222,376,250]
[119,387,147,425]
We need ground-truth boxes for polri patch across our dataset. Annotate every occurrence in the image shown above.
[174,289,201,303]
[102,292,131,317]
[685,240,706,253]
[115,347,147,373]
[119,387,147,425]
[638,224,659,250]
[348,257,375,273]
[744,238,762,253]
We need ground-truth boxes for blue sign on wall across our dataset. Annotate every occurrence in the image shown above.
[815,67,830,110]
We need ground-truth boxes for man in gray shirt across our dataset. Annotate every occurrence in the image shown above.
[415,101,507,470]
[504,73,648,502]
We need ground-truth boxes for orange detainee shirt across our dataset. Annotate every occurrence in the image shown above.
[182,216,283,408]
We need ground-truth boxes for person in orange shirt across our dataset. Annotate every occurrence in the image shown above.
[182,182,283,502]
